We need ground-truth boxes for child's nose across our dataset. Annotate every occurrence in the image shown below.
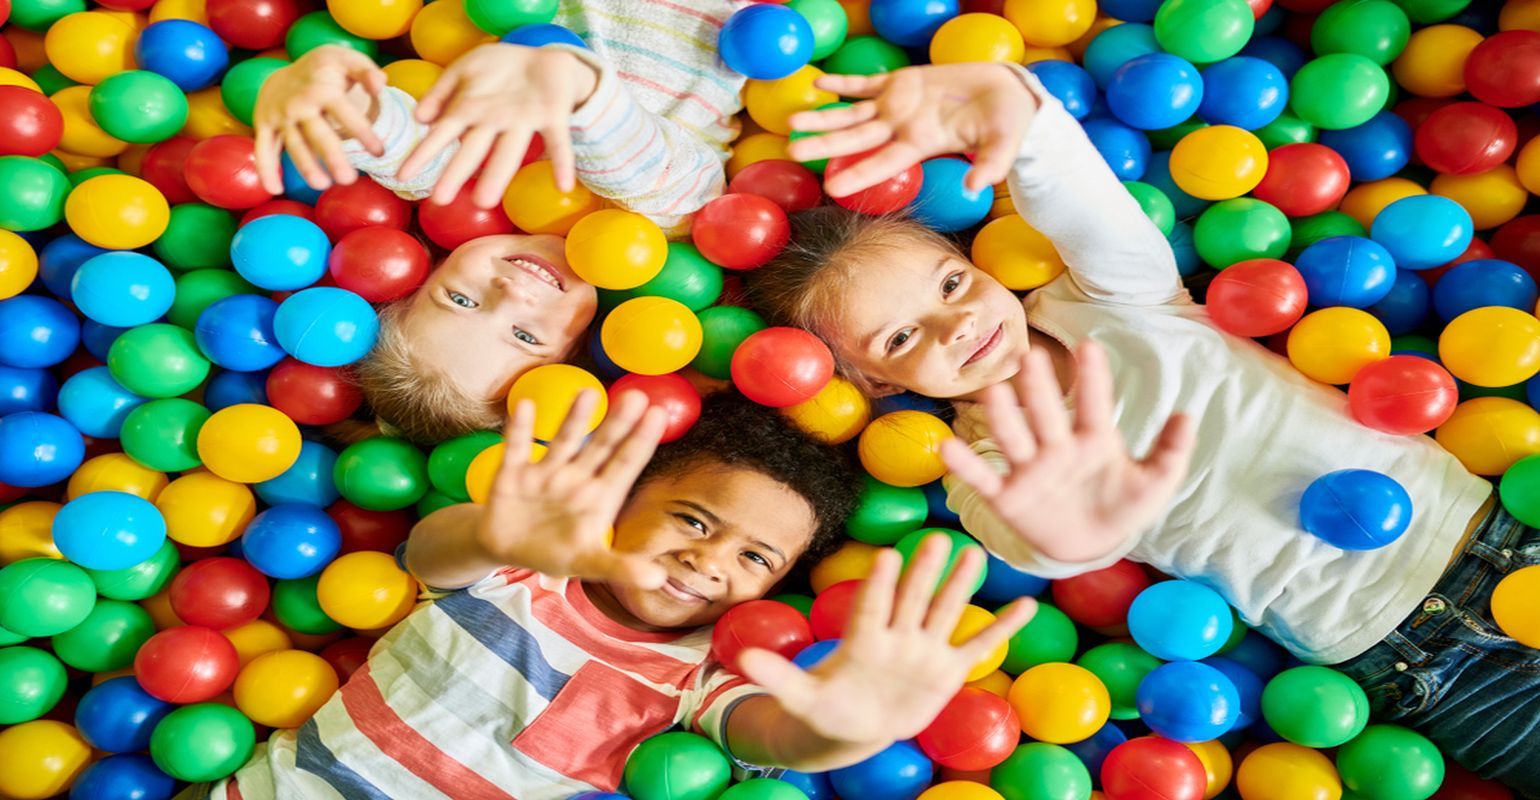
[944,311,978,345]
[492,276,539,305]
[678,546,727,583]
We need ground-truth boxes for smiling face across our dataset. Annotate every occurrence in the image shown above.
[401,233,598,402]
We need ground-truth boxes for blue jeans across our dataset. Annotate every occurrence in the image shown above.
[1335,505,1540,796]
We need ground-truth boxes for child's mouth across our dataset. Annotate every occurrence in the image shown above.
[660,578,709,604]
[964,324,1004,366]
[503,254,565,292]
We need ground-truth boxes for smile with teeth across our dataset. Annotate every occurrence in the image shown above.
[504,255,564,291]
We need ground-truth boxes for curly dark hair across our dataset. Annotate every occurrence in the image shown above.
[637,391,860,570]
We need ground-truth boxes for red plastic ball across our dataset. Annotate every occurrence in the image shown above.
[266,358,363,426]
[140,136,200,205]
[1414,102,1518,176]
[1434,761,1515,800]
[1205,258,1309,338]
[825,150,924,215]
[185,135,274,209]
[206,0,308,50]
[0,31,14,69]
[1245,0,1272,18]
[97,0,155,10]
[133,625,241,703]
[917,687,1020,771]
[1465,30,1540,108]
[328,500,413,554]
[1050,559,1150,630]
[1249,143,1349,218]
[1101,737,1207,800]
[1492,215,1540,277]
[730,327,835,408]
[241,199,316,226]
[692,193,791,270]
[169,557,272,630]
[608,373,701,444]
[319,637,374,683]
[1421,238,1495,287]
[314,177,411,241]
[328,227,430,302]
[0,86,62,157]
[0,481,26,505]
[417,179,517,250]
[809,579,860,640]
[710,599,815,674]
[1347,355,1458,435]
[728,159,823,214]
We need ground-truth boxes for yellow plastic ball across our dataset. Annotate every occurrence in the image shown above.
[1439,306,1540,387]
[0,229,39,300]
[952,605,1007,682]
[156,471,257,546]
[1435,397,1540,476]
[967,669,1014,699]
[565,209,668,290]
[920,783,1006,800]
[65,174,170,250]
[1392,24,1483,99]
[1008,662,1111,744]
[601,296,703,375]
[141,586,184,629]
[858,410,953,487]
[1337,177,1427,230]
[0,720,92,800]
[1004,0,1096,47]
[505,364,608,441]
[1286,307,1390,385]
[234,649,341,728]
[0,501,63,564]
[502,159,606,236]
[972,214,1066,290]
[53,85,129,158]
[0,66,43,92]
[409,0,494,66]
[1515,137,1540,196]
[317,551,418,630]
[464,440,548,504]
[1169,126,1268,200]
[1431,165,1527,230]
[44,11,138,85]
[782,376,872,445]
[987,182,1017,220]
[149,0,208,25]
[382,58,442,102]
[197,403,303,483]
[727,133,792,178]
[65,453,168,502]
[1185,738,1235,799]
[1022,45,1074,63]
[184,87,252,138]
[223,618,294,668]
[745,65,837,136]
[1235,743,1342,800]
[1492,564,1540,648]
[930,13,1026,64]
[328,0,422,40]
[1501,0,1540,31]
[53,150,114,173]
[810,540,881,593]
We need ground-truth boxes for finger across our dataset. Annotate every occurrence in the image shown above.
[399,116,468,182]
[787,100,878,134]
[283,123,331,190]
[594,406,667,490]
[785,119,894,163]
[813,72,891,98]
[845,548,900,637]
[429,126,498,205]
[736,648,819,711]
[1018,347,1071,448]
[327,95,383,156]
[891,535,950,628]
[490,399,536,499]
[823,141,924,199]
[301,116,358,185]
[1140,412,1196,485]
[414,68,461,123]
[958,598,1038,664]
[543,121,576,193]
[979,379,1037,466]
[541,389,602,464]
[939,439,1005,499]
[1072,340,1113,437]
[571,390,649,474]
[924,546,985,635]
[964,127,1020,193]
[474,128,534,208]
[254,123,284,195]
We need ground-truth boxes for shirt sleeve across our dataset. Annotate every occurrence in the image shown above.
[1002,65,1186,307]
[678,660,771,770]
[339,86,452,201]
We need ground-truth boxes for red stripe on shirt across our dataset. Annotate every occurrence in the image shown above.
[691,674,751,732]
[510,661,679,789]
[634,0,730,26]
[228,780,244,800]
[524,585,699,686]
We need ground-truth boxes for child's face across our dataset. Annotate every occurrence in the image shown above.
[400,234,598,401]
[602,463,818,629]
[827,239,1030,400]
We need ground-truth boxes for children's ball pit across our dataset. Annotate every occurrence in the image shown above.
[506,363,609,441]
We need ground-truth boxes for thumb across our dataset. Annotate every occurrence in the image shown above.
[415,70,460,123]
[736,648,819,710]
[1141,412,1196,483]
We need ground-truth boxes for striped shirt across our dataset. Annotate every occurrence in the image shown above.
[194,568,759,800]
[344,0,749,235]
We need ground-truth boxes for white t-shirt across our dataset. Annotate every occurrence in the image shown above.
[946,69,1493,665]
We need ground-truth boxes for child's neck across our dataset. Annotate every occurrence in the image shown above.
[581,580,671,633]
[1033,326,1077,392]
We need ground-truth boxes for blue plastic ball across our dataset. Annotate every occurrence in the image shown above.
[778,771,835,800]
[256,440,341,507]
[71,252,176,328]
[502,22,587,48]
[1083,118,1151,180]
[1368,269,1431,334]
[230,214,332,291]
[1370,195,1474,271]
[1083,23,1161,88]
[718,4,815,80]
[1299,468,1412,550]
[1317,111,1413,182]
[911,158,992,233]
[0,366,58,416]
[1198,56,1288,130]
[975,552,1049,606]
[921,479,960,526]
[273,287,379,367]
[1127,579,1234,661]
[38,234,108,299]
[203,368,270,411]
[281,153,324,205]
[75,676,174,753]
[1136,660,1241,742]
[793,638,840,670]
[1097,0,1162,22]
[53,491,167,573]
[1027,60,1097,120]
[1221,630,1287,681]
[194,294,284,372]
[829,740,933,800]
[135,20,230,92]
[1292,235,1396,308]
[1064,722,1127,777]
[0,411,85,487]
[81,320,128,361]
[1168,221,1202,277]
[1432,259,1538,322]
[1144,151,1212,219]
[0,295,81,369]
[70,753,177,800]
[868,0,958,47]
[242,503,343,579]
[1107,54,1204,130]
[1201,655,1263,730]
[57,366,147,439]
[1238,35,1308,79]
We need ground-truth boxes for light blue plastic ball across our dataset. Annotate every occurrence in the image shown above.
[910,158,992,233]
[1083,23,1161,88]
[58,366,148,439]
[256,440,341,507]
[1127,579,1234,661]
[1370,195,1474,271]
[71,252,176,328]
[273,287,379,367]
[53,491,168,572]
[230,213,332,291]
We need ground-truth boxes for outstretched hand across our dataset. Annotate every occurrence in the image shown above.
[941,341,1196,566]
[252,45,387,195]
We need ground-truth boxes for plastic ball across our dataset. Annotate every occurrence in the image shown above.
[1431,164,1527,231]
[1073,642,1159,722]
[719,3,814,80]
[193,294,282,372]
[917,687,1019,771]
[0,155,70,231]
[824,148,924,215]
[185,135,273,210]
[727,160,822,216]
[313,177,411,240]
[89,70,188,144]
[55,366,145,441]
[1290,54,1389,130]
[148,702,255,782]
[120,398,209,472]
[783,376,871,445]
[233,648,339,728]
[1153,0,1253,63]
[328,0,421,39]
[499,21,585,47]
[1292,236,1396,309]
[0,365,57,416]
[623,732,732,800]
[327,227,429,302]
[156,471,257,546]
[563,208,668,290]
[830,739,934,800]
[271,574,344,635]
[1204,258,1307,337]
[930,12,1022,63]
[1492,564,1540,647]
[50,595,157,672]
[1436,397,1540,475]
[1235,743,1342,800]
[1413,102,1515,179]
[1439,306,1540,388]
[194,403,301,484]
[64,175,169,250]
[1193,198,1290,267]
[167,556,270,629]
[1101,737,1208,800]
[1083,22,1162,88]
[0,645,65,724]
[1287,307,1390,384]
[1249,143,1349,218]
[85,536,179,601]
[609,373,700,444]
[1300,468,1413,551]
[970,214,1065,290]
[133,624,240,702]
[1194,56,1287,131]
[0,720,93,800]
[333,437,429,511]
[0,411,84,487]
[1106,53,1203,130]
[506,363,608,440]
[711,599,815,674]
[43,10,136,84]
[50,490,165,571]
[75,676,173,753]
[256,441,341,509]
[867,0,957,46]
[418,179,515,249]
[1261,665,1370,747]
[1027,60,1096,120]
[692,192,792,271]
[273,287,379,367]
[499,159,603,233]
[1464,30,1540,107]
[65,252,173,330]
[729,327,834,408]
[230,213,331,291]
[426,431,500,501]
[0,86,62,158]
[1168,125,1267,200]
[601,296,702,376]
[315,550,416,629]
[135,19,228,91]
[1009,663,1111,744]
[1335,724,1443,800]
[1347,355,1457,435]
[857,410,951,487]
[263,359,359,427]
[912,157,993,232]
[989,743,1093,800]
[1318,111,1412,182]
[1003,0,1094,47]
[1126,579,1233,661]
[1312,0,1410,65]
[692,305,767,380]
[409,0,496,65]
[69,754,177,800]
[1434,259,1537,321]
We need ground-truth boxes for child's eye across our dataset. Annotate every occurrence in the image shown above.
[942,271,964,297]
[743,551,770,569]
[512,327,540,346]
[447,290,478,308]
[675,514,707,533]
[887,328,914,353]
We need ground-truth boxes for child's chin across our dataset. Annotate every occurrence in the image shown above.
[618,586,721,629]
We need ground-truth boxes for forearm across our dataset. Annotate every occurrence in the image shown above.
[402,503,504,589]
[339,86,453,199]
[725,696,889,773]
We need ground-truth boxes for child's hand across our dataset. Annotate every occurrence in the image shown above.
[252,45,387,194]
[399,43,600,207]
[942,341,1196,566]
[786,64,1036,197]
[477,389,669,590]
[737,537,1035,746]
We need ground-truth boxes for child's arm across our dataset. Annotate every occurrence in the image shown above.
[403,390,668,591]
[250,45,388,195]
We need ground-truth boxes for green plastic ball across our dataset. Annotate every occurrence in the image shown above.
[1255,111,1317,149]
[623,731,731,800]
[1146,117,1209,152]
[845,475,929,545]
[1501,454,1540,527]
[1290,54,1390,130]
[220,57,290,127]
[1312,0,1410,66]
[787,0,848,61]
[87,537,182,601]
[167,269,260,330]
[1002,603,1078,675]
[1335,724,1444,800]
[1289,211,1366,256]
[1194,198,1290,268]
[0,558,97,637]
[155,204,238,271]
[121,399,211,472]
[415,488,459,518]
[38,153,67,173]
[0,155,71,232]
[771,593,814,616]
[721,778,811,800]
[1390,0,1471,23]
[893,528,988,595]
[1460,379,1528,403]
[1391,333,1438,359]
[286,11,379,59]
[989,742,1093,800]
[272,575,345,635]
[107,323,213,398]
[1261,665,1371,748]
[150,702,257,783]
[89,70,190,144]
[465,0,556,34]
[1153,0,1254,63]
[0,646,67,724]
[49,598,156,672]
[691,305,767,380]
[822,35,910,75]
[9,0,86,31]
[631,242,724,311]
[0,625,26,645]
[1123,180,1176,236]
[1076,641,1162,720]
[428,430,502,501]
[69,166,125,186]
[334,437,431,511]
[789,100,852,173]
[31,64,78,96]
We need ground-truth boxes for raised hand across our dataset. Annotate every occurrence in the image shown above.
[785,63,1038,197]
[252,45,387,194]
[941,341,1196,566]
[477,389,668,589]
[736,536,1035,746]
[398,43,598,208]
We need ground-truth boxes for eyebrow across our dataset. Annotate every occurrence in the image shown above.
[860,254,955,352]
[676,500,788,565]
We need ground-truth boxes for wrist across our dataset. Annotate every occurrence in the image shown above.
[562,51,601,108]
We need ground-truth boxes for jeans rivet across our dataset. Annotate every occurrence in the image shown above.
[1502,548,1514,558]
[1423,597,1447,615]
[1394,662,1409,672]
